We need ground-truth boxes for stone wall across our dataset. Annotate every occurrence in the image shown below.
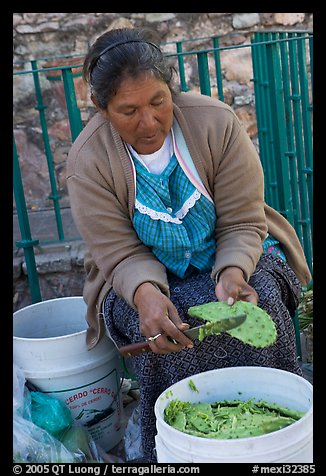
[13,13,312,65]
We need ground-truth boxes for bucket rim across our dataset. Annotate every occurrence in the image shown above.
[13,296,85,313]
[155,366,314,402]
[13,296,87,340]
[13,328,87,342]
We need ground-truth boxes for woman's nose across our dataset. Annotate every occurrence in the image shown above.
[139,110,156,128]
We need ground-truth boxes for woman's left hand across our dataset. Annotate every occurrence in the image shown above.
[215,266,258,305]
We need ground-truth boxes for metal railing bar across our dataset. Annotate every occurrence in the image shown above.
[212,36,224,101]
[288,33,313,271]
[14,33,313,76]
[197,52,211,96]
[13,53,86,64]
[278,32,302,241]
[297,35,313,232]
[13,63,84,76]
[164,34,313,58]
[260,33,280,211]
[13,136,42,303]
[265,32,293,222]
[31,59,65,242]
[61,68,83,142]
[13,30,313,64]
[176,41,189,92]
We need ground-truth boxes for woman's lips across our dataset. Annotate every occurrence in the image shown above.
[139,134,157,144]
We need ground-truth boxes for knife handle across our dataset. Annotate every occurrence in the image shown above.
[119,341,151,357]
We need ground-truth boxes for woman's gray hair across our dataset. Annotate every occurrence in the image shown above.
[83,28,177,109]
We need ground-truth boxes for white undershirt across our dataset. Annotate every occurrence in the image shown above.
[127,132,173,175]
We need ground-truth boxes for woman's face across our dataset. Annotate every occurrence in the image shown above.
[103,74,174,154]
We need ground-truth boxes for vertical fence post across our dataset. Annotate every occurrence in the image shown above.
[288,33,312,272]
[309,35,313,102]
[197,51,211,96]
[31,60,65,241]
[278,33,301,242]
[13,136,42,303]
[251,33,270,203]
[251,33,279,210]
[212,36,224,101]
[176,42,189,92]
[265,32,293,224]
[297,34,313,235]
[61,67,83,142]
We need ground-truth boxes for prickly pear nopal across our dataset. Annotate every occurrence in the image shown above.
[188,301,276,348]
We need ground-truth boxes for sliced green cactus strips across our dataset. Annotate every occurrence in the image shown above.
[188,300,277,348]
[164,398,304,439]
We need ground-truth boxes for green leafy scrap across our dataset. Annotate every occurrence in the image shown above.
[188,379,199,393]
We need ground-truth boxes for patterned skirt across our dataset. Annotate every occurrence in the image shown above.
[103,254,303,462]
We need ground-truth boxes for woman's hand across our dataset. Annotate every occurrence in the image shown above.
[133,282,193,354]
[215,266,258,305]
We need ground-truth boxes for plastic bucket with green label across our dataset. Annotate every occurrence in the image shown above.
[13,296,124,452]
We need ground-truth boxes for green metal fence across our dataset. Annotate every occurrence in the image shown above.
[13,30,313,305]
[251,32,313,273]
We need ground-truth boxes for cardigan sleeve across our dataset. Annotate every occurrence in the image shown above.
[67,147,170,308]
[209,114,268,281]
[173,92,310,287]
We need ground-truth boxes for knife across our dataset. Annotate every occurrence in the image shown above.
[118,313,246,357]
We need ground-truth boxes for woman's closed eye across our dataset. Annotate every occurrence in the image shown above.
[122,99,163,117]
[151,97,164,107]
[123,108,136,116]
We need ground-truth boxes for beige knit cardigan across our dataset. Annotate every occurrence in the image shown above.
[66,92,312,349]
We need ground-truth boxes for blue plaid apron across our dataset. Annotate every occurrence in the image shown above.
[132,152,217,278]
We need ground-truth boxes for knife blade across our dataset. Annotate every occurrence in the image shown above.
[118,313,246,358]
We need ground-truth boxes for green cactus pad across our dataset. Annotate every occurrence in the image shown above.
[188,301,277,348]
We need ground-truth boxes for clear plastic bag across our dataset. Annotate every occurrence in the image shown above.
[13,363,102,463]
[123,404,144,461]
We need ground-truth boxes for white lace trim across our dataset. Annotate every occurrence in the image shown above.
[175,189,201,219]
[135,189,201,225]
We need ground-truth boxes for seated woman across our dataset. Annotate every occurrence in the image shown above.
[66,27,311,462]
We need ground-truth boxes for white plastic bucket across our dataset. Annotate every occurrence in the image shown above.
[13,296,124,452]
[154,366,313,463]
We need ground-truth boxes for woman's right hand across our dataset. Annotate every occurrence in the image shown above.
[133,282,193,353]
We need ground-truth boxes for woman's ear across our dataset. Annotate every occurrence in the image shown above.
[91,93,101,110]
[91,93,110,120]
